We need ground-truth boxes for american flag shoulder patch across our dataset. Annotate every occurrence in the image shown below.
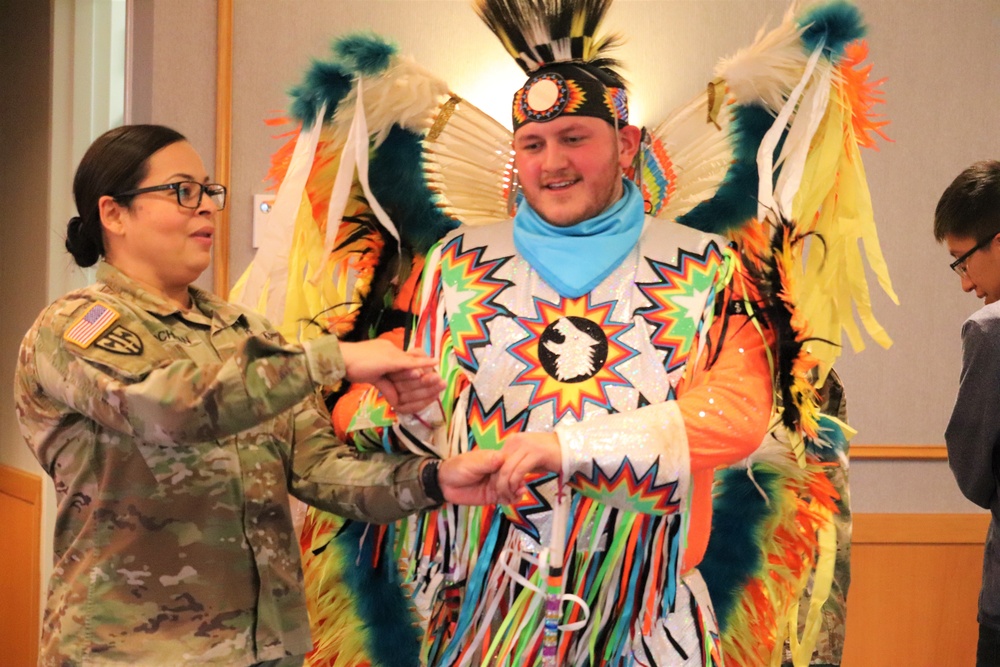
[63,302,121,349]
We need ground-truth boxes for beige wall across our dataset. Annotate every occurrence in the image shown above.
[1,1,54,476]
[128,0,217,173]
[129,0,218,291]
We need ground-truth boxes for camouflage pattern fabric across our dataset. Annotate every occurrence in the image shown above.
[14,262,436,666]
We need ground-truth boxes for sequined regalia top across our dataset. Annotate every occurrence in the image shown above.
[349,216,773,666]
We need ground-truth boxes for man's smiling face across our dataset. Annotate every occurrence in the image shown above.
[512,116,639,227]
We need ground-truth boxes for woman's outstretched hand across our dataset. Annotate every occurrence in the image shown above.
[339,339,445,415]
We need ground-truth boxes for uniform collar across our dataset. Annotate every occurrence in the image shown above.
[96,261,245,328]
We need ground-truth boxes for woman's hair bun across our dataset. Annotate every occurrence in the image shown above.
[65,215,101,267]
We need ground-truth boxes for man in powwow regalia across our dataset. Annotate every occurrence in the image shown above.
[371,1,774,663]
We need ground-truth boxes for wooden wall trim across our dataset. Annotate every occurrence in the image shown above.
[0,464,42,666]
[851,444,947,461]
[214,0,233,298]
[0,463,42,505]
[845,513,985,665]
[854,512,990,545]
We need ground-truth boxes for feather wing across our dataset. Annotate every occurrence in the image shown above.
[422,96,515,226]
[641,3,892,665]
[233,33,467,667]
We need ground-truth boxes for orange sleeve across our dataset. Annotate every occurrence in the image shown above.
[676,270,774,471]
[679,267,775,570]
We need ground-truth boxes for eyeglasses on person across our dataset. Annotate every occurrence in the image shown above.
[113,181,227,210]
[950,232,999,278]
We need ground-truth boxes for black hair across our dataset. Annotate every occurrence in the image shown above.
[66,124,187,267]
[933,160,1000,243]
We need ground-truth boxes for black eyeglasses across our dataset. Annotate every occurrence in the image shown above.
[113,181,227,210]
[950,233,999,278]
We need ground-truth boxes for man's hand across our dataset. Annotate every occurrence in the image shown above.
[495,432,561,505]
[339,339,445,414]
[438,450,504,505]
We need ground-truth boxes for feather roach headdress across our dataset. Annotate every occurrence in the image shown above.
[474,0,629,130]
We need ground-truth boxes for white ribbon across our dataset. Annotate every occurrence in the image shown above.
[495,547,592,633]
[238,102,327,323]
[773,63,832,217]
[312,78,400,284]
[756,38,827,223]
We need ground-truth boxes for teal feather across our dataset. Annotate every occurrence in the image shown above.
[806,414,850,462]
[338,520,421,667]
[288,33,399,126]
[289,59,352,126]
[676,104,776,235]
[334,32,397,76]
[369,126,459,254]
[287,81,323,128]
[699,467,781,631]
[798,0,866,63]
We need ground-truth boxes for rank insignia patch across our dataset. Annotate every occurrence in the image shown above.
[63,302,120,348]
[95,326,144,355]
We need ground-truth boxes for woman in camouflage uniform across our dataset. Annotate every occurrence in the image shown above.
[13,125,498,667]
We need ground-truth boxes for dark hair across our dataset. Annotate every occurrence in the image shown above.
[933,160,1000,243]
[66,124,187,267]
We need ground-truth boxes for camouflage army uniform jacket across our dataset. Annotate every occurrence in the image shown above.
[14,262,437,667]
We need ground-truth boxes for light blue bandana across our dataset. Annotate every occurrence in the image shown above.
[513,179,645,298]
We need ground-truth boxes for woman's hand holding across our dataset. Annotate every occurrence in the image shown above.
[438,450,504,505]
[433,432,563,507]
[339,339,445,415]
[495,432,561,505]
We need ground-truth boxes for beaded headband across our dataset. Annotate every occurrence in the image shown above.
[512,63,628,130]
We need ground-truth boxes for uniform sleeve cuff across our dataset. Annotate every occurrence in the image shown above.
[302,335,347,387]
[394,455,441,512]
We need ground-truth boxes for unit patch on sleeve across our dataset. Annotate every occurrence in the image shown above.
[95,326,144,355]
[63,302,120,348]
